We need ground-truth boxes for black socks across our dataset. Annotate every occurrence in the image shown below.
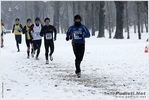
[27,51,30,56]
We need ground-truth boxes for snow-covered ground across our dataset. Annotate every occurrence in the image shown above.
[0,28,149,99]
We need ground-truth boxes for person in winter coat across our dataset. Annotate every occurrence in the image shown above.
[23,18,34,58]
[66,14,90,78]
[12,18,23,52]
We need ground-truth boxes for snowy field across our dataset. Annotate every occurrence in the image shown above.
[0,28,149,99]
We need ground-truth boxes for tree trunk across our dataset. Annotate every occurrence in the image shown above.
[106,2,112,38]
[78,1,80,14]
[141,22,144,33]
[112,23,114,32]
[124,11,127,32]
[97,1,105,38]
[85,2,89,28]
[114,1,124,39]
[144,15,148,33]
[53,1,59,33]
[92,2,95,36]
[145,22,148,33]
[125,2,130,39]
[34,1,40,17]
[73,1,75,16]
[137,2,141,39]
[25,2,27,20]
[109,21,112,38]
[134,20,136,33]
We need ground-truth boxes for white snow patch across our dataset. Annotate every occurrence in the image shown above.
[0,28,148,99]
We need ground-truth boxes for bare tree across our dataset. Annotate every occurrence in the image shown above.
[125,2,130,39]
[114,1,125,39]
[1,1,148,37]
[53,1,60,33]
[91,2,95,36]
[134,20,137,33]
[137,2,141,39]
[140,1,148,33]
[106,2,112,38]
[85,2,89,28]
[97,1,105,38]
[141,22,144,33]
[34,1,40,17]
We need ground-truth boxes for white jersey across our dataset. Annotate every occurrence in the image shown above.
[32,23,42,40]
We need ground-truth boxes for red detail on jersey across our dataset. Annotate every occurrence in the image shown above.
[72,41,74,46]
[70,32,72,36]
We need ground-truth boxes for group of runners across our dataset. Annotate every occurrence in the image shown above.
[12,17,57,63]
[1,15,90,78]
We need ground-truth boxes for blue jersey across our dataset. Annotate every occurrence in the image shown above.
[66,24,90,44]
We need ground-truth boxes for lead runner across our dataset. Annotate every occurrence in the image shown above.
[66,14,90,78]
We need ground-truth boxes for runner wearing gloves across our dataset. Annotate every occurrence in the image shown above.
[12,18,23,52]
[40,17,57,64]
[23,18,34,58]
[30,17,43,60]
[66,15,90,78]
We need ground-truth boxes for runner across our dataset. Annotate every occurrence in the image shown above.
[12,18,23,52]
[66,14,90,78]
[30,17,43,60]
[40,17,57,64]
[23,18,34,58]
[0,20,6,48]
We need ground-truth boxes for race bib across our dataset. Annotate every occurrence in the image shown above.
[16,28,20,32]
[35,32,40,36]
[34,25,41,33]
[74,31,82,39]
[46,33,52,40]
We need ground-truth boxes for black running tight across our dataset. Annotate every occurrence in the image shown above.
[33,39,42,57]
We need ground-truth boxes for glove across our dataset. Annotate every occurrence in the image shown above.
[69,36,72,40]
[54,37,56,41]
[18,29,21,32]
[40,34,43,37]
[66,37,69,41]
[31,30,34,33]
[78,34,83,38]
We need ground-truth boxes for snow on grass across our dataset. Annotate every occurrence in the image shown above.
[0,29,148,99]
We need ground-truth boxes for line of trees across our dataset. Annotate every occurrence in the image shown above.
[1,1,148,39]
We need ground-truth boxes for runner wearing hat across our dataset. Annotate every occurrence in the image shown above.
[40,17,57,64]
[23,18,34,58]
[12,18,23,52]
[30,17,43,60]
[66,14,90,78]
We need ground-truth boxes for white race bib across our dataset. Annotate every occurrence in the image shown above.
[74,31,82,39]
[46,33,52,40]
[35,32,40,36]
[16,28,20,32]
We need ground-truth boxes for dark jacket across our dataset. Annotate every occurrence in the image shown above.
[66,24,90,44]
[40,25,57,42]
